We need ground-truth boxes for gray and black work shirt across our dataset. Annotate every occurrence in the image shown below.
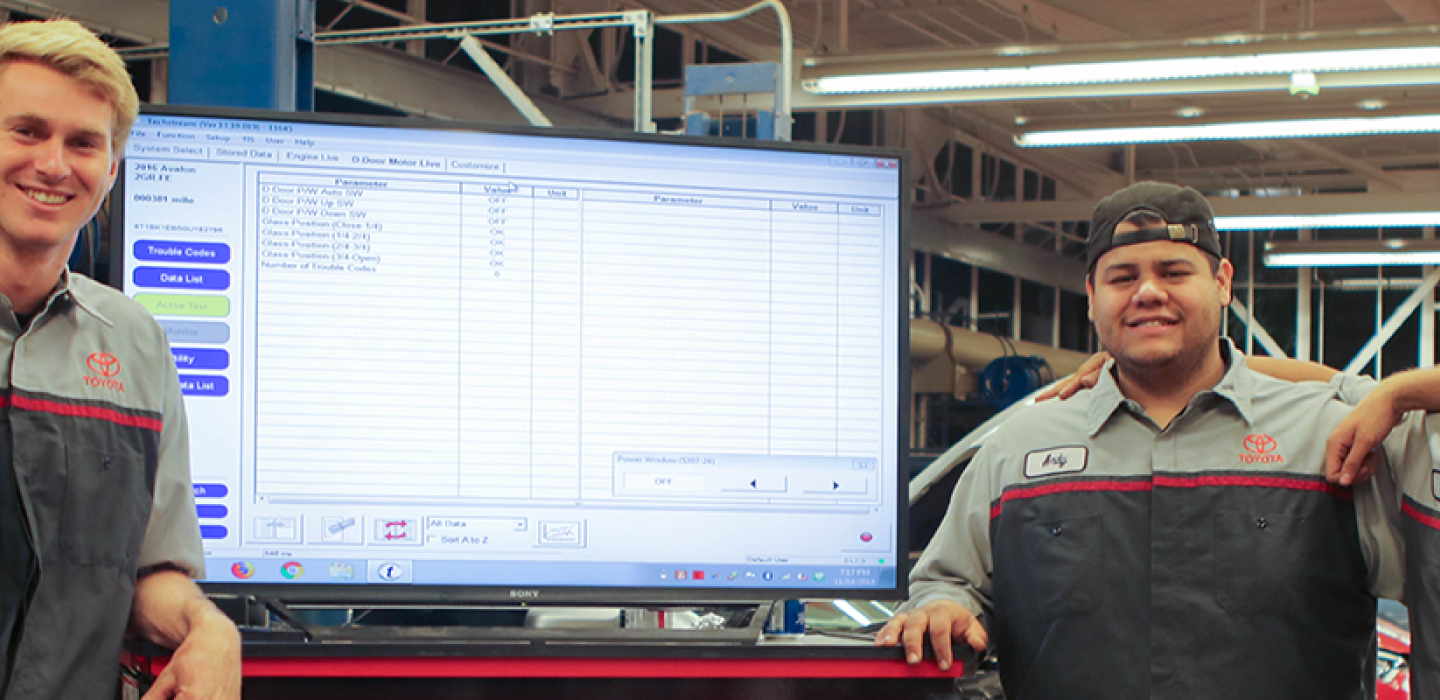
[1336,375,1440,700]
[908,339,1404,700]
[0,271,204,700]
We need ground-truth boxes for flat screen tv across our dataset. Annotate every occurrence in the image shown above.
[113,105,909,605]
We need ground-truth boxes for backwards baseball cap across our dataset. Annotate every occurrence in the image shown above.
[1087,181,1222,272]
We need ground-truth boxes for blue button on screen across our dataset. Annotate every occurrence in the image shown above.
[200,525,228,539]
[196,504,228,519]
[133,266,232,291]
[193,483,229,498]
[172,347,230,371]
[179,374,229,397]
[133,240,231,264]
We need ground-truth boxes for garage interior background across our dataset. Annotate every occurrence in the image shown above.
[31,0,1440,457]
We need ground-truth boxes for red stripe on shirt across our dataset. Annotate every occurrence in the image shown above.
[991,479,1153,519]
[1403,500,1440,532]
[1154,474,1353,501]
[991,472,1354,519]
[11,394,162,432]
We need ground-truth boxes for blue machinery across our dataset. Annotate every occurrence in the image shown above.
[683,62,783,140]
[161,0,793,140]
[977,355,1052,408]
[170,1,316,111]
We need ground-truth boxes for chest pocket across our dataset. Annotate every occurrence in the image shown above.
[1008,514,1104,621]
[1215,511,1312,616]
[60,445,152,568]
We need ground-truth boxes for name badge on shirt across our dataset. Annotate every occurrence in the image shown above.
[1024,446,1088,478]
[1432,469,1440,500]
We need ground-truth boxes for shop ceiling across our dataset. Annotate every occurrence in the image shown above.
[17,0,1440,285]
[38,0,1440,193]
[692,0,1440,195]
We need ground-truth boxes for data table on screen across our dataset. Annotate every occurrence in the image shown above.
[247,171,886,504]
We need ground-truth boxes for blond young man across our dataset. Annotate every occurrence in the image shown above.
[0,19,238,700]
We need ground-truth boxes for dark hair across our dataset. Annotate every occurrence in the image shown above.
[1087,182,1222,272]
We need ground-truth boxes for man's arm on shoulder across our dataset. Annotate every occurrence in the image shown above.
[1245,355,1339,383]
[1035,351,1109,401]
[130,569,240,700]
[1216,354,1395,486]
[1327,368,1440,486]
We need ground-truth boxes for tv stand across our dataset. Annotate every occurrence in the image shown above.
[132,597,964,700]
[221,596,777,648]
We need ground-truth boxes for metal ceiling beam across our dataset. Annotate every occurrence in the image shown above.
[314,43,618,126]
[917,107,1126,199]
[1382,0,1440,23]
[634,0,785,60]
[315,13,644,45]
[1145,160,1438,190]
[335,0,416,24]
[1229,298,1289,358]
[884,11,957,47]
[0,0,165,43]
[1147,171,1369,193]
[911,207,1087,294]
[1344,265,1440,373]
[457,34,553,127]
[566,87,686,121]
[914,10,979,46]
[1268,138,1413,191]
[959,0,1133,42]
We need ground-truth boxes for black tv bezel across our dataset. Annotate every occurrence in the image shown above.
[113,103,912,606]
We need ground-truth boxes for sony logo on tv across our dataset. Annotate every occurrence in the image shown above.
[509,589,541,599]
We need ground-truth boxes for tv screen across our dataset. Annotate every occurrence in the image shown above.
[114,106,908,604]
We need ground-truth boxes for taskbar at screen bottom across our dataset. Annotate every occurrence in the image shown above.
[207,558,896,590]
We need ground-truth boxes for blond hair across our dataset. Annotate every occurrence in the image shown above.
[0,19,139,155]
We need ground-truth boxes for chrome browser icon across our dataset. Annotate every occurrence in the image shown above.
[280,561,304,579]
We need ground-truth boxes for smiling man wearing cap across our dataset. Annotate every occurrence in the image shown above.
[1083,183,1230,428]
[876,181,1405,699]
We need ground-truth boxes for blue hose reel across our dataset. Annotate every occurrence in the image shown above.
[978,355,1050,408]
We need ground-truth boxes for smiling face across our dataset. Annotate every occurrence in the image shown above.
[1086,229,1233,377]
[0,60,116,264]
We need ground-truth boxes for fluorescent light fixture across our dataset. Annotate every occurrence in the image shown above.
[1016,113,1440,147]
[804,46,1440,95]
[1219,212,1440,230]
[1263,239,1440,266]
[1325,277,1426,290]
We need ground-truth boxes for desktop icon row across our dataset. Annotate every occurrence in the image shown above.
[659,569,828,583]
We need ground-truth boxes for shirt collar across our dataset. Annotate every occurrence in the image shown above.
[49,269,114,327]
[1085,337,1254,436]
[1208,337,1255,425]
